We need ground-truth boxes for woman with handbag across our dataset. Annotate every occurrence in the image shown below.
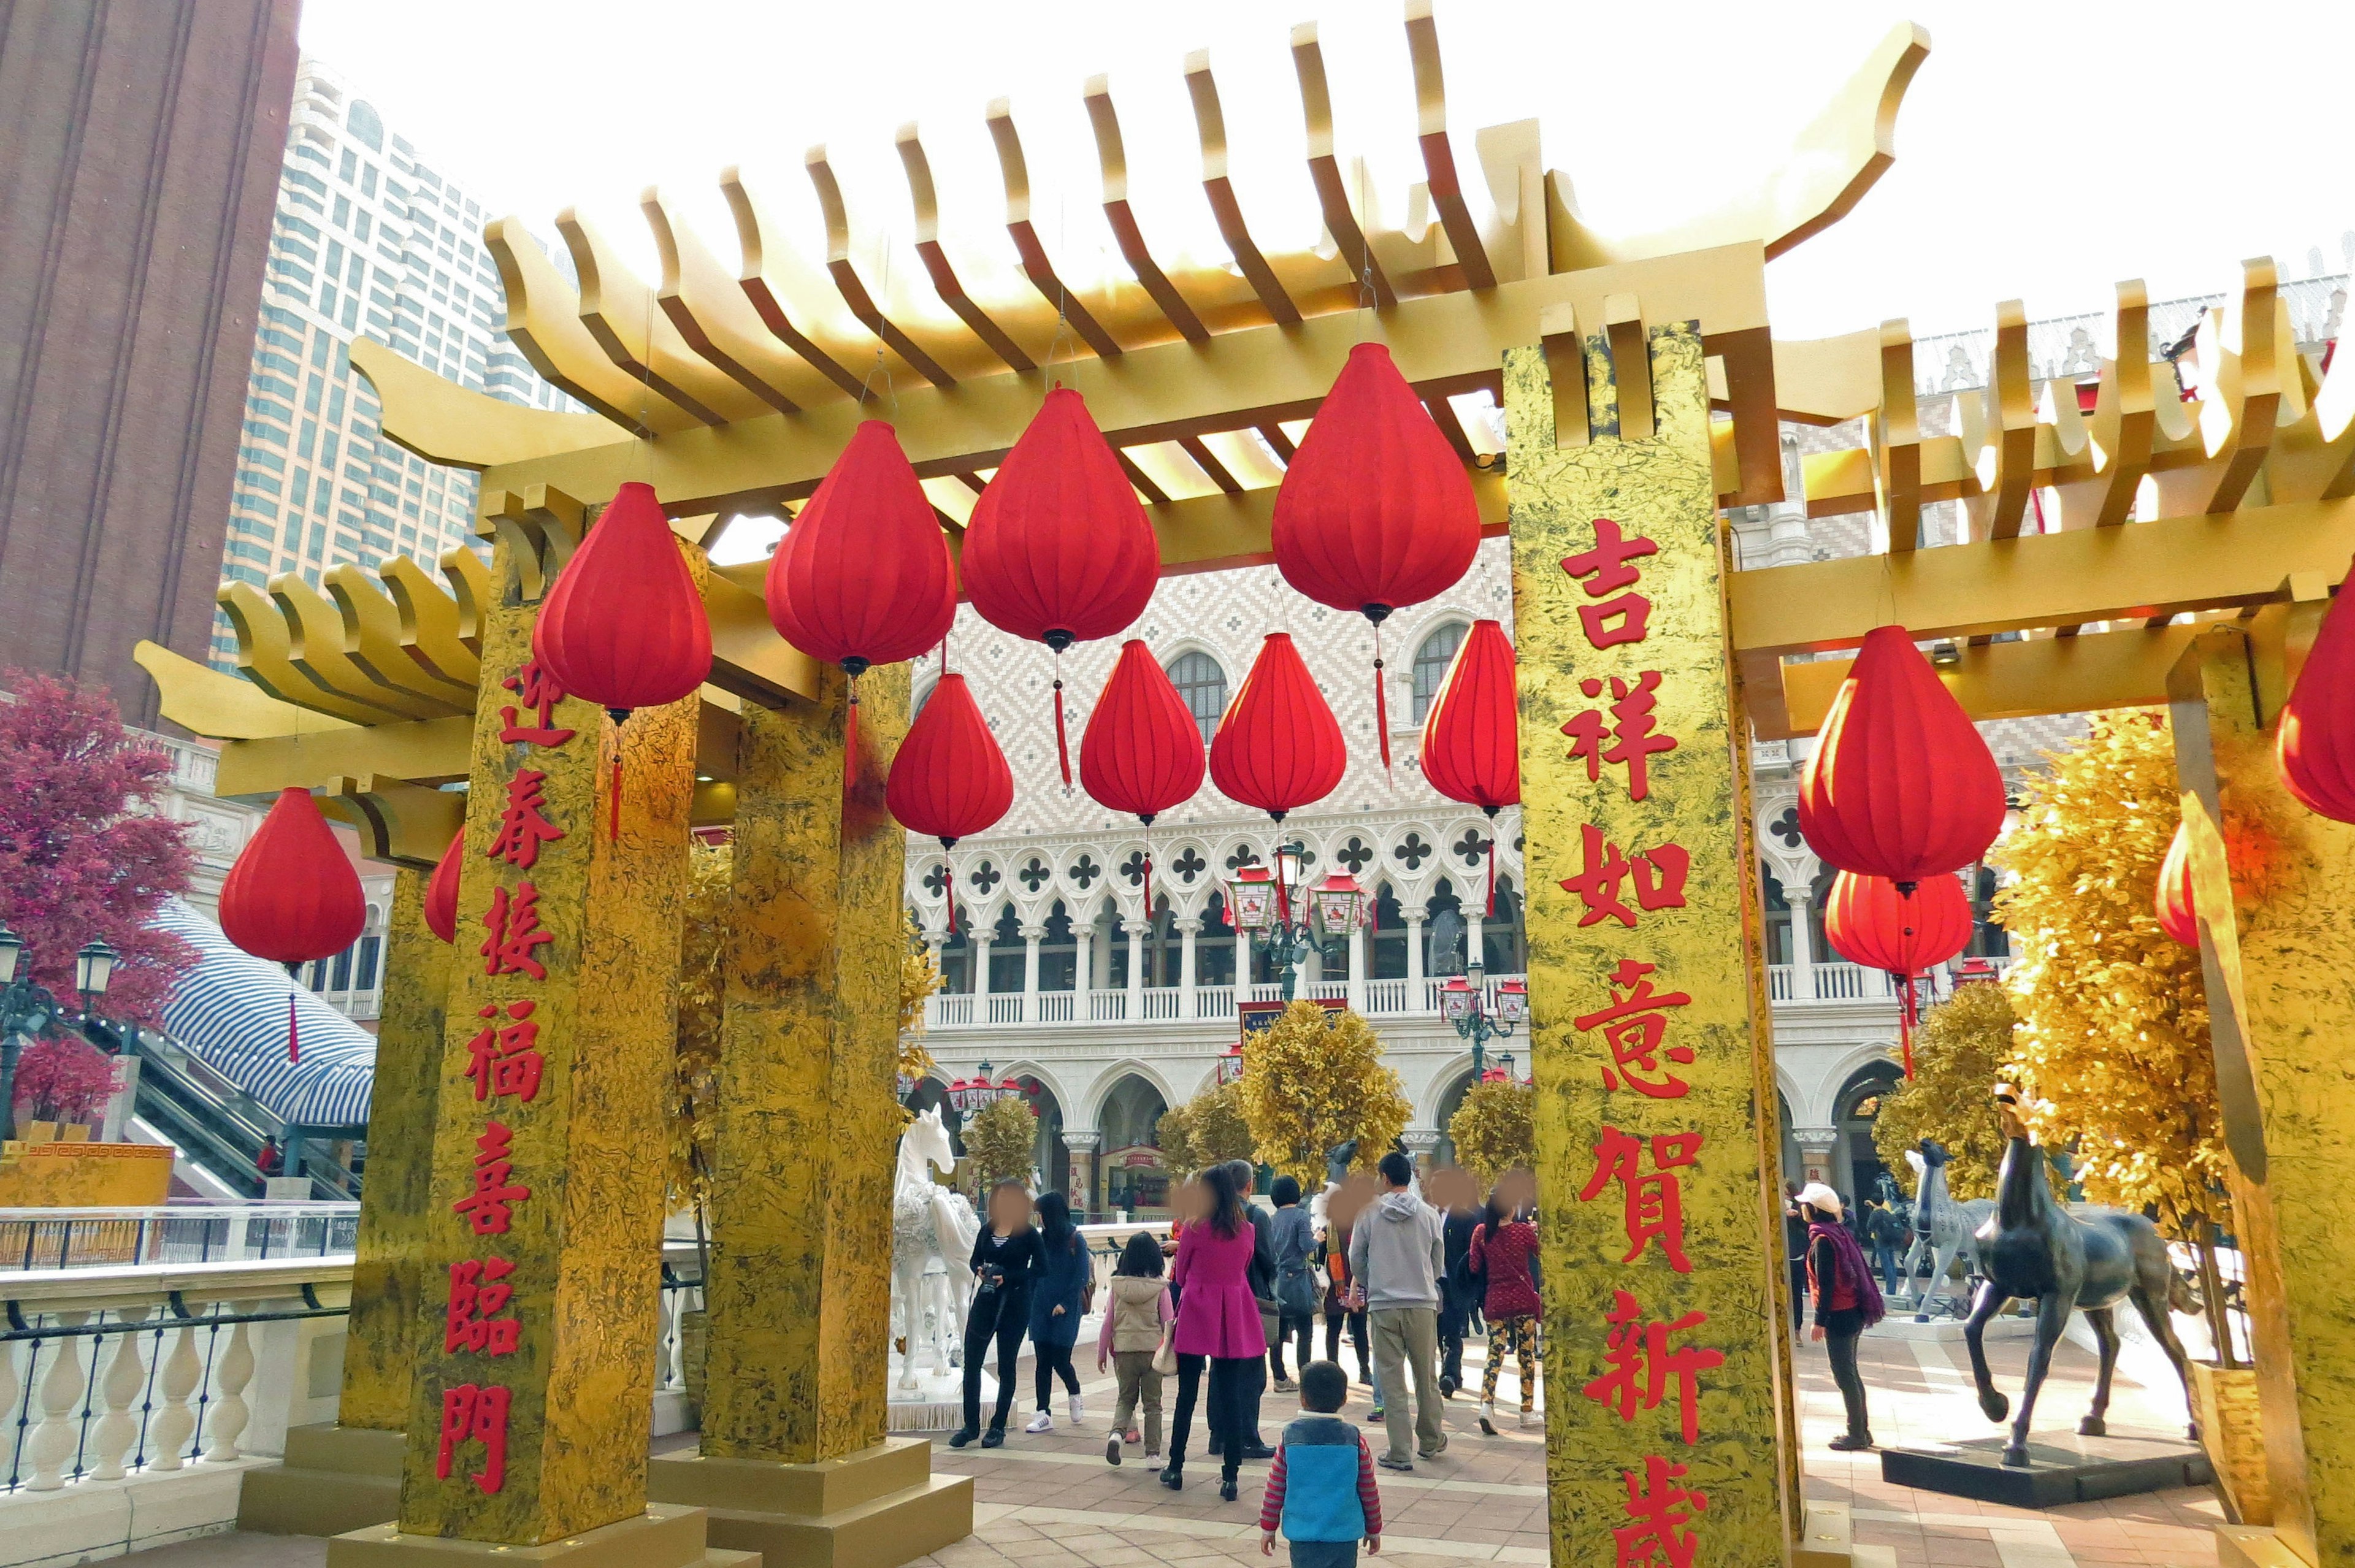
[1098,1231,1173,1465]
[1268,1175,1319,1392]
[952,1179,1043,1448]
[1026,1190,1090,1433]
[1162,1161,1268,1500]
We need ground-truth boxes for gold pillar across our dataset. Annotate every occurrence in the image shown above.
[366,535,697,1551]
[1505,321,1798,1567]
[2172,621,2355,1568]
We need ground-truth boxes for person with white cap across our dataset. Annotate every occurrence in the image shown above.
[1798,1181,1885,1451]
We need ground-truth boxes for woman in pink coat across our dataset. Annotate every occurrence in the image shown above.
[1161,1161,1266,1500]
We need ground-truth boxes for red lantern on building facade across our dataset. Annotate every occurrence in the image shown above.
[423,829,463,944]
[2277,574,2355,822]
[959,388,1161,783]
[2155,820,2200,948]
[218,789,368,1063]
[1272,342,1481,767]
[1798,625,2005,890]
[1081,640,1208,920]
[1209,633,1347,825]
[1821,869,1973,1077]
[1419,618,1519,912]
[887,673,1014,932]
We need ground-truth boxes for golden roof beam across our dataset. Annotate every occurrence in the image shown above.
[322,774,467,868]
[2048,280,2157,534]
[325,564,477,708]
[1959,299,2034,543]
[1184,50,1301,326]
[484,216,703,438]
[136,640,356,741]
[643,186,830,415]
[1404,0,1493,291]
[1082,75,1209,342]
[1290,23,1395,309]
[1872,319,1923,549]
[721,168,876,400]
[986,101,1124,360]
[897,123,1038,375]
[380,554,484,685]
[218,581,419,725]
[216,716,476,796]
[805,145,957,388]
[557,207,761,427]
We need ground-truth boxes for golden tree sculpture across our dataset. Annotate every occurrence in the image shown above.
[1449,1077,1536,1185]
[961,1095,1040,1195]
[1158,1079,1255,1180]
[1992,708,2243,1360]
[898,911,941,1100]
[1236,1002,1411,1188]
[1870,981,2014,1203]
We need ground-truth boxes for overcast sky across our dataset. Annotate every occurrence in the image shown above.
[298,0,2351,343]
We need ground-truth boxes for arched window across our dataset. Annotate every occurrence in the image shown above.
[1411,622,1468,722]
[1164,651,1227,745]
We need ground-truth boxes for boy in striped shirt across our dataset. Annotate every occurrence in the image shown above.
[1259,1360,1383,1568]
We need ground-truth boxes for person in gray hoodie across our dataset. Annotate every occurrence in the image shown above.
[1347,1150,1447,1470]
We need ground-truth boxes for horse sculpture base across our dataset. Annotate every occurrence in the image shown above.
[1883,1431,2213,1507]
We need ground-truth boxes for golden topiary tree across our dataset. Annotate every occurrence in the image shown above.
[960,1095,1040,1194]
[1236,1001,1411,1188]
[1158,1079,1255,1179]
[898,911,942,1101]
[1992,708,2241,1360]
[1870,981,2013,1202]
[1448,1077,1536,1186]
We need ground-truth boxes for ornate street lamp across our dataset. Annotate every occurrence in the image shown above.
[0,923,113,1142]
[1445,963,1524,1079]
[1216,1042,1246,1085]
[75,939,118,1012]
[1222,846,1366,1003]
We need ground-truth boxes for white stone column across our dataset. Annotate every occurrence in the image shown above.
[1020,924,1044,1022]
[1787,887,1818,1001]
[1465,911,1486,976]
[1074,924,1094,998]
[1347,925,1367,1012]
[1793,1127,1840,1187]
[1401,1128,1444,1174]
[1176,917,1201,1017]
[973,937,994,1006]
[1124,917,1147,1016]
[1406,907,1427,1006]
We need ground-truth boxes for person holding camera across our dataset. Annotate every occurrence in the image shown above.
[952,1179,1044,1448]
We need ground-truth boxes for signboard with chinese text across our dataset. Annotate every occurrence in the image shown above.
[1239,996,1348,1037]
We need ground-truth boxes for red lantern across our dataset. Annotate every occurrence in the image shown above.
[1273,342,1480,767]
[1822,870,1972,1078]
[887,673,1012,938]
[1210,633,1347,824]
[2156,820,2199,948]
[2277,574,2355,822]
[1799,625,2005,890]
[533,481,714,838]
[1081,640,1209,921]
[958,388,1160,782]
[1419,618,1518,916]
[218,789,367,1063]
[423,829,464,944]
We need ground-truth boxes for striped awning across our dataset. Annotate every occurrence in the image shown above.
[152,899,375,1129]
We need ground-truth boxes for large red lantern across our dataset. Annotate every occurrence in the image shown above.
[2156,820,2199,948]
[218,789,367,1062]
[767,421,960,800]
[1081,640,1208,919]
[1799,625,2005,890]
[887,672,1014,931]
[533,481,714,838]
[959,388,1160,782]
[423,829,464,944]
[1822,869,1972,1077]
[1273,342,1480,767]
[1211,633,1347,825]
[1419,618,1518,914]
[2277,573,2355,822]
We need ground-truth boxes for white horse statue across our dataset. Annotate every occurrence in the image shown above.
[1901,1138,1996,1321]
[892,1106,980,1391]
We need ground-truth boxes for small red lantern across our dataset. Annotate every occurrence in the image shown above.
[218,789,367,1063]
[2277,572,2355,822]
[959,388,1161,782]
[423,829,464,944]
[1273,343,1480,767]
[1081,640,1208,919]
[886,673,1013,939]
[2155,820,2199,948]
[1210,633,1347,825]
[1799,625,2005,890]
[1822,870,1973,1077]
[1419,618,1518,913]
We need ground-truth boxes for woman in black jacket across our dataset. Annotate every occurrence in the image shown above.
[952,1180,1044,1448]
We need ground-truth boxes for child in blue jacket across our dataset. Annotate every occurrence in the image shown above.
[1258,1360,1382,1568]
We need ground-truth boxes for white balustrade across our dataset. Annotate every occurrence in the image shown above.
[1087,989,1127,1021]
[23,1311,90,1491]
[929,993,975,1027]
[1035,991,1076,1023]
[1767,965,1794,1001]
[202,1304,258,1461]
[88,1308,149,1480]
[147,1322,202,1471]
[1193,984,1236,1020]
[985,995,1024,1024]
[1139,987,1182,1020]
[1362,978,1407,1014]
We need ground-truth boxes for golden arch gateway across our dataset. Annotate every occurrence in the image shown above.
[155,10,2353,1568]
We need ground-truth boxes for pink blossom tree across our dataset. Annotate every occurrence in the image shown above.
[0,673,196,1028]
[12,1036,121,1126]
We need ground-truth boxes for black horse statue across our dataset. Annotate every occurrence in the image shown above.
[1964,1086,2200,1466]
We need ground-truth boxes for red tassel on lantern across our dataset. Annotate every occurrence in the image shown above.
[1274,343,1481,771]
[423,830,464,944]
[1822,870,1972,1078]
[1209,633,1347,822]
[2278,572,2355,822]
[218,789,367,1063]
[1799,625,2006,889]
[959,388,1161,784]
[2156,820,2200,947]
[886,673,1014,851]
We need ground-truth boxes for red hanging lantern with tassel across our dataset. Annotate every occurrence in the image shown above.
[1418,618,1519,916]
[218,789,367,1063]
[886,672,1014,938]
[423,829,464,944]
[2277,572,2355,822]
[1210,633,1347,827]
[1798,625,2005,890]
[1081,640,1208,922]
[2156,820,2200,947]
[958,388,1160,784]
[1273,342,1481,770]
[1821,870,1972,1077]
[532,481,714,838]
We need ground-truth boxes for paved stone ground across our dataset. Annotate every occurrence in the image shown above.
[120,1320,2224,1568]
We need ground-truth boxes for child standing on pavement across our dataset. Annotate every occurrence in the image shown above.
[1098,1230,1172,1466]
[1259,1360,1383,1568]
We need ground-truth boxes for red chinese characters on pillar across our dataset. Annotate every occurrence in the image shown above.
[1561,825,1690,928]
[1576,961,1694,1098]
[1577,1126,1703,1272]
[436,1383,512,1494]
[452,1121,532,1235]
[499,660,576,748]
[464,1001,545,1104]
[1561,518,1658,651]
[1562,673,1678,800]
[480,884,554,979]
[1581,1289,1726,1443]
[445,1258,521,1355]
[1614,1455,1709,1568]
[487,769,565,869]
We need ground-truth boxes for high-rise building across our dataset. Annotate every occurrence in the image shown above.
[211,54,574,671]
[0,1,300,727]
